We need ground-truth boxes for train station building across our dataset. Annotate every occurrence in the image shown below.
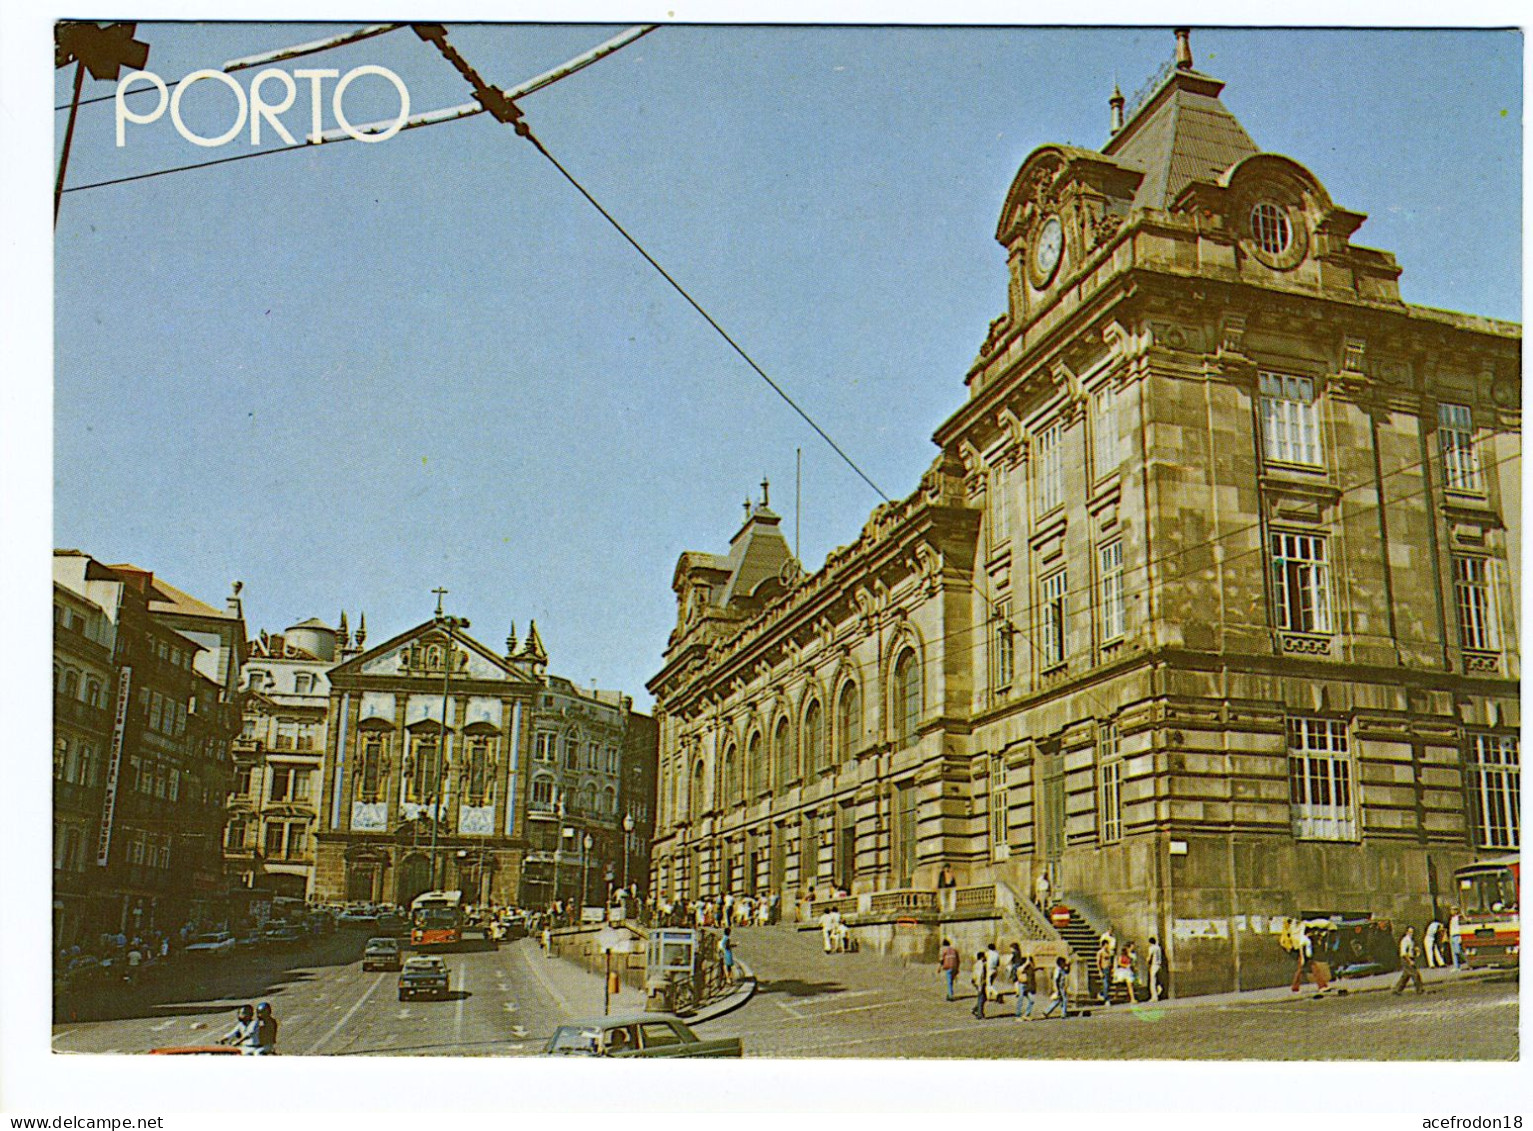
[646,32,1520,994]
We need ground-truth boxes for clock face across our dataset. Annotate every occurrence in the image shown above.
[1033,215,1063,283]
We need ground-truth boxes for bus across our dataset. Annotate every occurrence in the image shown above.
[1452,856,1519,970]
[410,890,464,949]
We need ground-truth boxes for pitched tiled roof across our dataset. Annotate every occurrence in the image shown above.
[1103,70,1258,211]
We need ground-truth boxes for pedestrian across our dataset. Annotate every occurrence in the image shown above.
[1393,926,1425,995]
[1039,956,1070,1019]
[768,892,780,924]
[1448,907,1464,972]
[721,931,736,983]
[985,942,1002,1003]
[1034,871,1051,910]
[1096,936,1115,1004]
[971,952,989,1019]
[1118,942,1140,1002]
[1424,919,1444,968]
[938,938,960,1001]
[125,943,143,984]
[1014,951,1037,1020]
[937,864,957,890]
[255,1002,279,1054]
[218,1005,259,1053]
[820,908,836,954]
[1147,936,1165,1002]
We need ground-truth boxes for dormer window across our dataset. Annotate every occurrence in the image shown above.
[1251,201,1292,256]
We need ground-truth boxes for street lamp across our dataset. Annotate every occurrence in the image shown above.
[553,792,567,910]
[622,812,635,893]
[581,833,593,909]
[427,589,468,893]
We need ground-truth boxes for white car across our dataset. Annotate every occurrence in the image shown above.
[184,931,236,955]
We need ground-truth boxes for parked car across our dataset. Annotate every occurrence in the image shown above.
[363,936,402,972]
[376,913,408,938]
[262,922,303,946]
[184,932,237,956]
[542,1014,742,1058]
[337,910,378,928]
[234,930,263,950]
[398,956,450,1001]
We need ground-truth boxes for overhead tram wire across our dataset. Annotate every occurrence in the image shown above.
[411,24,892,505]
[59,25,657,195]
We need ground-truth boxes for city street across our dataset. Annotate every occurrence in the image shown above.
[51,929,603,1057]
[51,923,1517,1059]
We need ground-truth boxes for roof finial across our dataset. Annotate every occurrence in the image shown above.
[1109,78,1125,135]
[355,611,366,648]
[760,475,770,508]
[1174,27,1193,71]
[506,620,518,657]
[743,496,752,520]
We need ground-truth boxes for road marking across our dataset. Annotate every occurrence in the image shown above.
[397,1009,413,1020]
[502,1001,519,1012]
[518,943,574,1015]
[150,1019,177,1032]
[453,964,468,1048]
[511,1025,527,1038]
[304,969,383,1055]
[803,1000,902,1018]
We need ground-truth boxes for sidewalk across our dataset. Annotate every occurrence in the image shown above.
[524,938,756,1025]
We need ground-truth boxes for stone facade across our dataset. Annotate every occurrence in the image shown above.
[647,43,1520,995]
[53,552,246,942]
[227,619,341,901]
[312,617,658,913]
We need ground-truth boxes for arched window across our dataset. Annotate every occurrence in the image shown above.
[773,717,794,787]
[580,782,597,814]
[531,775,554,808]
[893,647,921,747]
[722,743,738,804]
[803,699,825,776]
[603,785,618,815]
[691,760,705,821]
[837,681,860,762]
[63,669,80,698]
[749,731,768,796]
[86,679,102,708]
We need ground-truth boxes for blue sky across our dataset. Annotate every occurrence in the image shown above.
[52,24,1522,706]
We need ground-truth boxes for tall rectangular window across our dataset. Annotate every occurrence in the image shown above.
[1099,540,1125,643]
[989,598,1014,694]
[1288,718,1355,841]
[1259,371,1322,466]
[988,755,1008,858]
[1468,734,1520,850]
[987,466,1010,551]
[1098,721,1122,844]
[1035,422,1063,514]
[1040,569,1068,667]
[1270,531,1333,634]
[1454,556,1498,652]
[1093,383,1120,477]
[1439,403,1484,492]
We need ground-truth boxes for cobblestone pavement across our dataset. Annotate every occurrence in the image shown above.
[700,925,1518,1060]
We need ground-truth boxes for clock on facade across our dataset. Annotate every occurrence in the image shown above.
[1031,214,1064,286]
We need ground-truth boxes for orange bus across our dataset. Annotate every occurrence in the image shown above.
[410,890,464,949]
[1452,856,1519,970]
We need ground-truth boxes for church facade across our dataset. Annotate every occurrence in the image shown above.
[647,34,1520,994]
